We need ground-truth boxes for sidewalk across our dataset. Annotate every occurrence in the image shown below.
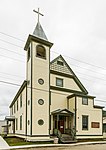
[9,141,106,149]
[0,136,9,150]
[1,138,106,150]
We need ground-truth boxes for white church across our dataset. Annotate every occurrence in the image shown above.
[5,9,103,142]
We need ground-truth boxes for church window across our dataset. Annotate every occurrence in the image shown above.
[38,78,44,85]
[57,61,64,66]
[14,103,16,114]
[16,118,18,130]
[38,119,44,125]
[82,97,88,105]
[36,45,46,59]
[20,94,22,108]
[82,115,88,130]
[56,78,63,87]
[28,100,30,105]
[28,120,30,125]
[27,47,30,61]
[12,107,13,115]
[38,99,44,105]
[17,100,18,111]
[20,115,22,130]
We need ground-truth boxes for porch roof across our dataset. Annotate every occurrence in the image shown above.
[5,116,15,121]
[51,108,73,115]
[67,93,96,99]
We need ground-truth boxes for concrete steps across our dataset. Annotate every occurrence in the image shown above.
[60,134,76,143]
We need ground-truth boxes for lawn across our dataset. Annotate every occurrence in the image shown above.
[4,136,53,146]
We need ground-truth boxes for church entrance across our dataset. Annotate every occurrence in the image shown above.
[54,116,65,134]
[52,109,74,134]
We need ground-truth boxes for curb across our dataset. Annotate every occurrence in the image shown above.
[9,141,106,149]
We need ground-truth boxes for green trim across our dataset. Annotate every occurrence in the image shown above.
[29,135,50,137]
[50,55,88,94]
[49,46,51,135]
[75,96,77,137]
[76,135,103,136]
[30,41,33,135]
[26,85,27,136]
[67,93,95,99]
[50,86,85,94]
[15,133,50,137]
[24,34,53,51]
[9,81,27,108]
[103,110,106,117]
[56,77,63,87]
[50,70,74,78]
[93,105,104,109]
[102,110,103,135]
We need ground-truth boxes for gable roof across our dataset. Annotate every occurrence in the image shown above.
[50,55,88,94]
[51,108,73,115]
[9,80,27,108]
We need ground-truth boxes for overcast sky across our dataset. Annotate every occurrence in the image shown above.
[0,0,106,119]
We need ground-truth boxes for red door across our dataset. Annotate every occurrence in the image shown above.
[58,120,64,133]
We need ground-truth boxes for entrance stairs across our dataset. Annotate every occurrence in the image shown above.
[60,134,76,143]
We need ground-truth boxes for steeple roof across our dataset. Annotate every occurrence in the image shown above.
[33,22,48,41]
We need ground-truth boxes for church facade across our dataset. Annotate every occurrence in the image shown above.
[7,19,103,141]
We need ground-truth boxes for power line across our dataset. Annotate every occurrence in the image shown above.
[0,71,24,79]
[0,33,106,75]
[51,51,106,71]
[0,39,23,48]
[0,31,24,42]
[0,31,106,72]
[0,79,106,104]
[0,46,25,57]
[0,54,25,63]
[76,71,106,82]
[0,75,23,82]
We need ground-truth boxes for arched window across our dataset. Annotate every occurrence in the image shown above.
[36,45,46,59]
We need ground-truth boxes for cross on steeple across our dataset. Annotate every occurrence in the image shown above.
[33,8,44,24]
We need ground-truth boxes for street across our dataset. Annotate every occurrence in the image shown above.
[15,144,106,150]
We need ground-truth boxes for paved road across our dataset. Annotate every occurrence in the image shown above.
[15,144,106,150]
[0,136,9,150]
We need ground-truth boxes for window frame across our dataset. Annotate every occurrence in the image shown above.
[16,118,18,130]
[82,97,88,105]
[82,115,88,130]
[57,60,64,66]
[12,107,13,115]
[20,94,22,108]
[20,115,22,130]
[36,45,46,59]
[14,103,16,114]
[17,100,18,111]
[56,77,63,87]
[27,47,30,61]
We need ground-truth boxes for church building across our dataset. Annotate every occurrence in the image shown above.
[6,10,103,141]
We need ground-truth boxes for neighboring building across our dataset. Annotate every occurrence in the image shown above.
[6,16,104,141]
[0,120,6,134]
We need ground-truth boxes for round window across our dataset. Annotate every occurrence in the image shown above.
[38,119,44,125]
[38,78,44,85]
[38,99,44,105]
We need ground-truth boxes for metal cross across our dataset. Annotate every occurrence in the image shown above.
[33,8,44,24]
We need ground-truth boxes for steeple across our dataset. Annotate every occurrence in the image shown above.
[24,8,53,51]
[33,22,48,41]
[33,8,48,41]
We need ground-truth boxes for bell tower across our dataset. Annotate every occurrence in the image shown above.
[24,9,53,140]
